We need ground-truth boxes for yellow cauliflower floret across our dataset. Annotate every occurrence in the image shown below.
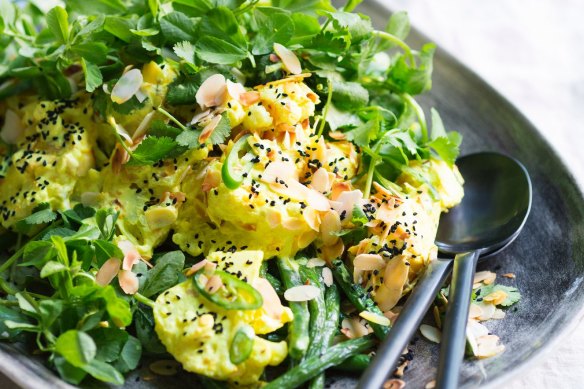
[154,250,290,385]
[242,103,273,132]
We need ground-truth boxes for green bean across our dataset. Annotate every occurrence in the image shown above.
[333,354,372,373]
[264,335,376,389]
[331,259,390,340]
[276,257,310,360]
[197,376,226,389]
[260,261,284,295]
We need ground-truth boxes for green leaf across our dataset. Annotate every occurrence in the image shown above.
[99,286,132,327]
[252,7,295,55]
[289,13,320,46]
[387,43,436,95]
[127,136,179,166]
[173,41,196,64]
[205,112,232,145]
[159,12,198,43]
[54,356,87,385]
[15,292,38,315]
[149,120,183,138]
[38,299,64,329]
[175,129,201,148]
[51,235,69,264]
[40,260,68,278]
[140,251,185,297]
[351,204,368,226]
[93,240,123,267]
[116,336,142,372]
[148,0,159,17]
[95,208,119,241]
[197,7,248,64]
[77,15,106,37]
[272,0,335,16]
[91,327,128,363]
[104,16,135,43]
[332,79,369,110]
[81,359,124,385]
[327,11,373,43]
[134,305,166,354]
[430,108,446,140]
[476,284,521,307]
[73,42,108,65]
[80,58,103,93]
[14,204,57,233]
[20,241,56,268]
[427,132,461,166]
[47,6,69,45]
[0,306,32,338]
[386,11,410,41]
[55,330,97,368]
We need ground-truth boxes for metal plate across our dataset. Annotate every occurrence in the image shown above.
[2,1,584,388]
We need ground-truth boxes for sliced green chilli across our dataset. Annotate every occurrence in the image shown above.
[222,134,253,189]
[192,269,263,310]
[230,324,255,364]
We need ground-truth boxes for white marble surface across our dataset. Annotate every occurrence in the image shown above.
[381,0,584,388]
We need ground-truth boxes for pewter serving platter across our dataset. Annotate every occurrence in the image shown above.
[1,1,584,388]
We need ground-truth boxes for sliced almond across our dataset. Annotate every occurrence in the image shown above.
[118,270,139,294]
[196,74,227,108]
[253,277,284,320]
[425,380,436,389]
[303,207,321,231]
[354,253,385,271]
[322,267,333,287]
[468,303,483,319]
[351,317,370,338]
[273,43,302,75]
[96,258,121,286]
[311,167,332,194]
[190,109,212,125]
[320,210,341,246]
[186,260,209,276]
[330,190,363,220]
[226,79,246,101]
[132,110,155,142]
[492,308,506,320]
[383,378,406,389]
[419,324,441,344]
[281,217,305,231]
[306,258,326,268]
[360,311,391,326]
[111,69,143,104]
[483,290,508,305]
[198,114,223,144]
[205,274,223,294]
[239,91,261,106]
[321,239,344,261]
[474,270,497,285]
[502,273,516,279]
[475,301,496,320]
[284,285,320,302]
[1,109,25,144]
[376,255,409,311]
[304,188,330,211]
[118,240,142,271]
[467,319,489,338]
[328,131,346,141]
[341,318,355,339]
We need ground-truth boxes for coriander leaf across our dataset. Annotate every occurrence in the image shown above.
[166,75,201,105]
[81,58,103,93]
[477,284,521,307]
[351,204,368,226]
[252,7,295,55]
[430,108,446,140]
[40,261,68,278]
[272,0,335,16]
[206,112,232,145]
[159,12,198,43]
[332,79,369,110]
[55,330,97,368]
[127,136,179,166]
[197,7,248,64]
[173,41,196,65]
[175,129,201,148]
[149,120,182,138]
[81,359,123,385]
[326,103,363,131]
[386,11,410,41]
[387,43,436,95]
[47,6,69,45]
[140,251,185,297]
[327,11,373,43]
[427,132,461,166]
[14,204,57,233]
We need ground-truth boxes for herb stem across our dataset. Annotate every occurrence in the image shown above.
[372,30,415,65]
[134,292,155,308]
[403,93,428,143]
[156,107,188,131]
[0,278,17,295]
[108,116,135,157]
[317,78,333,137]
[363,154,378,199]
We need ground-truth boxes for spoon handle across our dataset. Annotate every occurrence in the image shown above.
[436,251,480,389]
[357,258,453,389]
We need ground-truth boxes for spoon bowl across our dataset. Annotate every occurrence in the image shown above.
[436,152,532,254]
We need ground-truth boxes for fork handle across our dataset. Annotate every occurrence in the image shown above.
[436,251,479,389]
[357,258,453,389]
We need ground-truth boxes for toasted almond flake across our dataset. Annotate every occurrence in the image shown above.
[468,303,483,319]
[306,258,326,268]
[341,318,355,339]
[118,270,139,294]
[360,311,391,326]
[190,109,212,125]
[196,74,227,108]
[226,79,246,101]
[80,191,100,207]
[322,267,333,287]
[419,324,441,344]
[254,278,285,319]
[383,379,406,389]
[198,114,223,144]
[475,301,496,320]
[281,217,305,230]
[328,131,346,140]
[472,282,483,290]
[118,240,142,271]
[354,253,385,271]
[273,43,302,75]
[303,207,321,231]
[96,258,121,286]
[321,210,341,246]
[204,261,217,275]
[262,161,298,183]
[425,380,436,389]
[384,310,399,323]
[305,188,330,211]
[376,256,409,311]
[186,260,209,276]
[205,274,223,294]
[330,190,363,219]
[149,360,181,376]
[284,285,320,302]
[321,239,344,261]
[282,130,292,149]
[202,167,221,192]
[477,344,505,358]
[474,270,497,285]
[492,308,506,320]
[330,182,353,200]
[311,167,331,194]
[1,109,25,144]
[351,317,370,338]
[132,111,155,142]
[111,69,143,104]
[483,290,508,305]
[266,210,282,228]
[467,319,490,338]
[135,87,148,103]
[502,273,516,279]
[240,91,261,106]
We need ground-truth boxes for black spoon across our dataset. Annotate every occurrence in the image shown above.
[357,152,532,389]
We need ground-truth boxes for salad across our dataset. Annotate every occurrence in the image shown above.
[0,0,520,387]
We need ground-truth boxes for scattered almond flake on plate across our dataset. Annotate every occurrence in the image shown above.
[111,68,143,104]
[425,380,436,389]
[483,290,508,305]
[284,284,320,302]
[473,270,497,285]
[468,303,483,319]
[360,310,391,326]
[322,267,333,287]
[306,258,326,268]
[419,324,441,344]
[149,360,181,376]
[492,308,506,320]
[475,301,496,320]
[383,378,406,389]
[502,272,516,279]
